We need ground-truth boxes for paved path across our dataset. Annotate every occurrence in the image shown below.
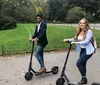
[56,23,100,30]
[0,49,100,85]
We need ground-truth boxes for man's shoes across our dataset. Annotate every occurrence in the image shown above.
[78,77,88,84]
[39,68,47,73]
[35,68,47,76]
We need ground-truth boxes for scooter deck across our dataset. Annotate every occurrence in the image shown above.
[91,82,100,85]
[35,70,52,76]
[67,82,78,85]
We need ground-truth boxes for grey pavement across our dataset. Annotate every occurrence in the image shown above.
[56,23,100,30]
[0,48,100,85]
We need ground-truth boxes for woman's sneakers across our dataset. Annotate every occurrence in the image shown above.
[78,77,88,84]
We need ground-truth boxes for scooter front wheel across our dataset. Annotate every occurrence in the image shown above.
[51,66,59,74]
[24,72,33,81]
[56,77,65,85]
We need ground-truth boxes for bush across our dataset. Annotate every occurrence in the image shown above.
[85,12,94,22]
[0,16,16,30]
[14,6,35,23]
[65,7,84,23]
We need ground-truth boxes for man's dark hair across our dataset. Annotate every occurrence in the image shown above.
[36,14,42,19]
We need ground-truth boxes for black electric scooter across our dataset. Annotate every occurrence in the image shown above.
[56,40,100,85]
[56,40,78,85]
[25,42,59,81]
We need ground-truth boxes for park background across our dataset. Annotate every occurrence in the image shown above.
[0,0,100,55]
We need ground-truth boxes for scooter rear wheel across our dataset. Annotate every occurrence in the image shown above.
[25,72,33,81]
[51,66,59,74]
[56,77,65,85]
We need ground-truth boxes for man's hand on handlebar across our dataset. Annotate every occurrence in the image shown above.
[29,38,36,42]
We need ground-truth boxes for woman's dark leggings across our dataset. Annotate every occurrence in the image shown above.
[76,48,93,77]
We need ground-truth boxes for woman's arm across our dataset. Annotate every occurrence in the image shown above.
[79,30,93,45]
[71,30,93,45]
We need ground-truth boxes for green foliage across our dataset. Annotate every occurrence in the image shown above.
[85,12,94,22]
[0,0,100,23]
[35,0,48,20]
[65,7,84,23]
[0,15,16,30]
[14,6,35,23]
[48,0,66,21]
[0,0,36,23]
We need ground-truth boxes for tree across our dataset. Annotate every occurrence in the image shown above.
[64,0,100,21]
[90,0,100,21]
[35,0,48,20]
[66,7,84,23]
[48,0,66,21]
[0,0,36,23]
[86,12,94,22]
[0,0,16,30]
[1,0,100,23]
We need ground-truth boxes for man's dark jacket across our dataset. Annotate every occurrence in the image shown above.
[32,20,48,47]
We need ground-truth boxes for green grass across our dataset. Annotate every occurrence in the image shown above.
[0,24,100,55]
[46,24,76,51]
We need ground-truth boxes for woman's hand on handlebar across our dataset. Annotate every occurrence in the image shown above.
[63,38,74,43]
[63,39,69,42]
[71,42,79,44]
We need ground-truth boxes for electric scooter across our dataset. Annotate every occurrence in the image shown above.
[56,40,78,85]
[56,39,100,85]
[25,42,59,81]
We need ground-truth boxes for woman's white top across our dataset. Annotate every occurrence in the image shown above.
[78,36,86,48]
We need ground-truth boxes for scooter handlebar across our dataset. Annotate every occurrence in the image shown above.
[63,39,72,43]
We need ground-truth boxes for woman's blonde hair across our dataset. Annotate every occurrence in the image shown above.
[75,18,91,40]
[74,18,97,52]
